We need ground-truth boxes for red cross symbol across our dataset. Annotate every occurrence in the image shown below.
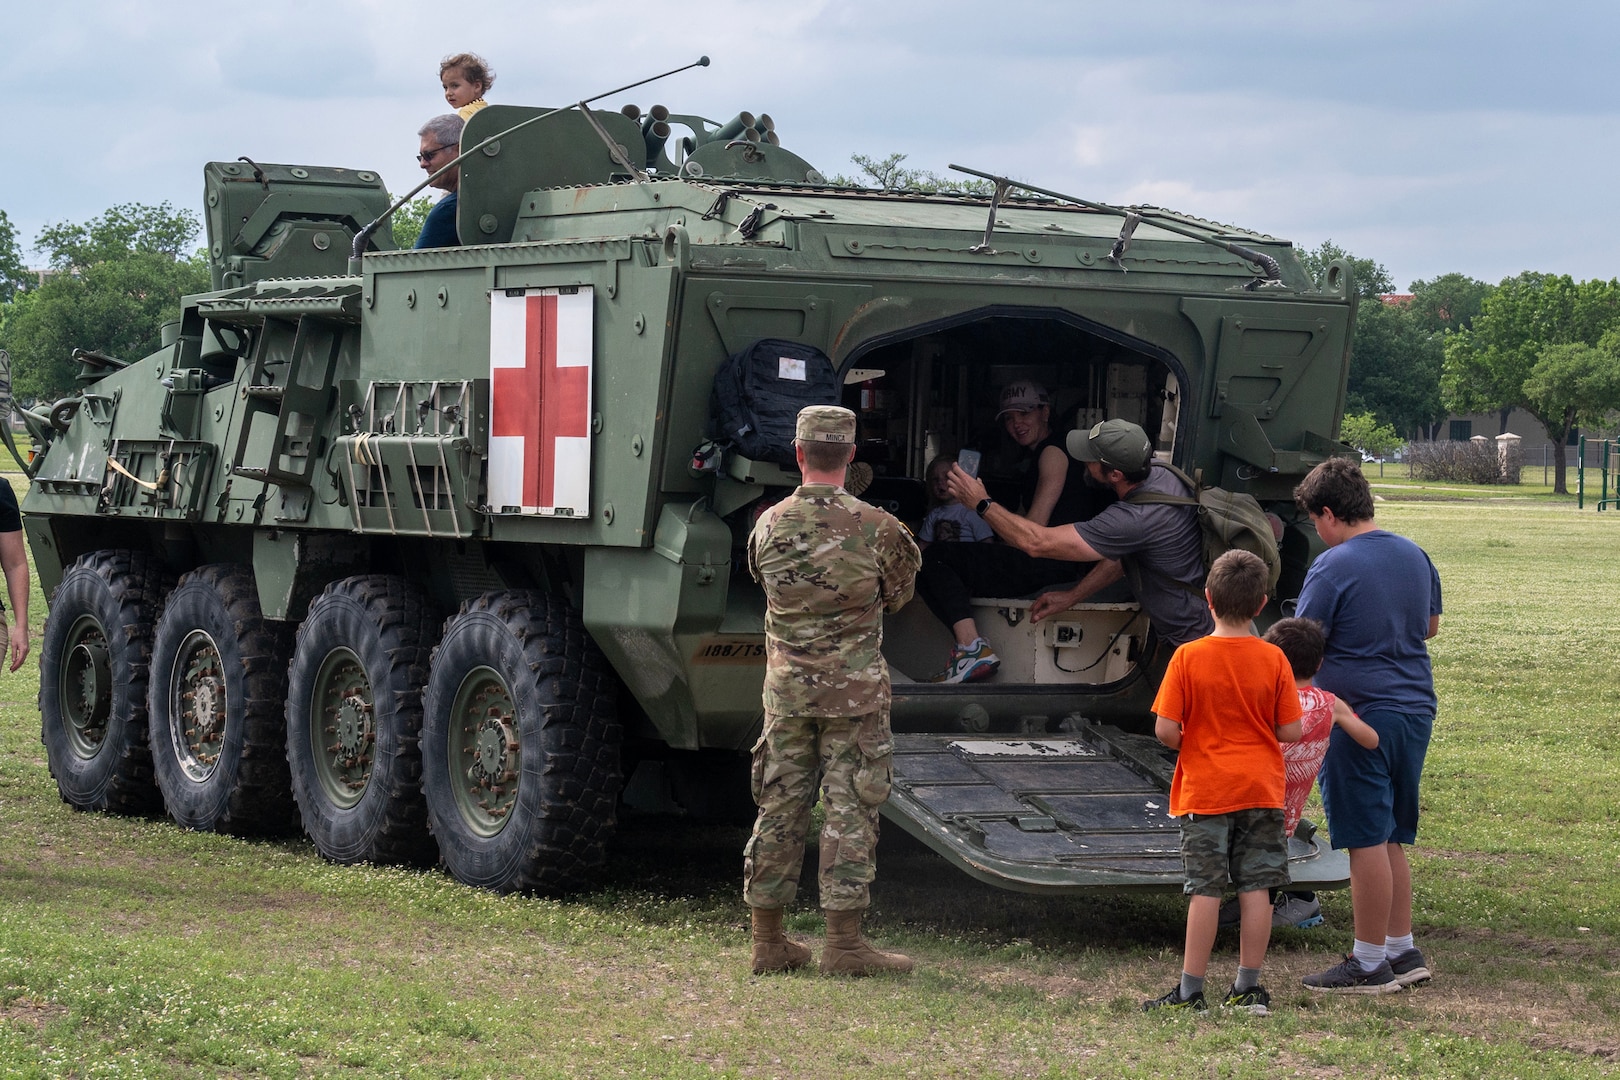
[491,294,590,508]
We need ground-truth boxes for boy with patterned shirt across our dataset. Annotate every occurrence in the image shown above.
[1145,549,1302,1014]
[1246,617,1382,929]
[1266,617,1381,839]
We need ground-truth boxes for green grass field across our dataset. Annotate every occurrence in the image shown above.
[2,483,1618,1078]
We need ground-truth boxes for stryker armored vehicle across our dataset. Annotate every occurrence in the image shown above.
[13,72,1361,897]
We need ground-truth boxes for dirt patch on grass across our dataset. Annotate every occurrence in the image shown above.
[1,997,68,1030]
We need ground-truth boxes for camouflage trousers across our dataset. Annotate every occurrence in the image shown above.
[743,710,894,912]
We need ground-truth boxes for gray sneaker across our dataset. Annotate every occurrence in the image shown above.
[1218,891,1323,929]
[1387,947,1431,986]
[1271,892,1324,929]
[1302,954,1402,995]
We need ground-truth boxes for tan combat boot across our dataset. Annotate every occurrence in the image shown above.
[819,908,914,976]
[750,907,812,974]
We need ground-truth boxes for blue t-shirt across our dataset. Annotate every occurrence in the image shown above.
[414,192,460,249]
[920,502,994,544]
[1295,529,1442,714]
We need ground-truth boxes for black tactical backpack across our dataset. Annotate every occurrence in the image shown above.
[709,338,840,467]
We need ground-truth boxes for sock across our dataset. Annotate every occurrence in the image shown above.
[1234,966,1262,992]
[1179,971,1205,999]
[1385,933,1414,956]
[1352,938,1386,971]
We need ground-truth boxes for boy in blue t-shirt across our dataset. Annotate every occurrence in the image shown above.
[1293,458,1441,995]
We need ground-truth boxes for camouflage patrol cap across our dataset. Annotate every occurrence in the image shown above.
[796,405,857,444]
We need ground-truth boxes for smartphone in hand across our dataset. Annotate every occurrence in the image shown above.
[956,448,981,478]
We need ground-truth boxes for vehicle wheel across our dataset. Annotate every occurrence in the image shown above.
[285,575,438,865]
[39,550,172,813]
[421,591,621,894]
[148,564,296,835]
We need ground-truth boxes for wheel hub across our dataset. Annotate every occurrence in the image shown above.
[449,672,521,835]
[471,714,516,784]
[333,694,372,765]
[173,631,227,781]
[61,621,113,757]
[312,649,373,808]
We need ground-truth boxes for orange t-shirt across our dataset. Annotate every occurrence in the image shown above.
[1151,635,1302,817]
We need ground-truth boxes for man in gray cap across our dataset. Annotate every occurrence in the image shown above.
[943,417,1213,649]
[743,405,921,977]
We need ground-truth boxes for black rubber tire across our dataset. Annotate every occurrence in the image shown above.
[421,591,621,894]
[39,550,172,814]
[148,563,297,835]
[285,575,439,865]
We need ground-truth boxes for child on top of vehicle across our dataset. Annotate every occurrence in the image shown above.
[440,52,495,121]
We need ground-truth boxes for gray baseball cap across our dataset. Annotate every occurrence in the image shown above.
[1066,418,1154,473]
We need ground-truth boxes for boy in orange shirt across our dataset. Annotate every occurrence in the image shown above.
[1145,549,1303,1014]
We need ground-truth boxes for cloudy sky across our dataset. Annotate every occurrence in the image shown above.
[5,0,1618,290]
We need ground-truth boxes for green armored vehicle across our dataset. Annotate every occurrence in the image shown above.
[16,85,1360,896]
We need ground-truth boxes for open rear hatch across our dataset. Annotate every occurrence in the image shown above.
[884,725,1350,894]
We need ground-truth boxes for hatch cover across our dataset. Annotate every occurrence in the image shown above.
[882,730,1350,894]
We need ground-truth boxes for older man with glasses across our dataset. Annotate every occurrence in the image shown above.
[413,113,466,250]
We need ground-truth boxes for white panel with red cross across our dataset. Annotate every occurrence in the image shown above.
[487,287,593,516]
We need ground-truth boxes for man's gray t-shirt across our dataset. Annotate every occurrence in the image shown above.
[1073,465,1212,646]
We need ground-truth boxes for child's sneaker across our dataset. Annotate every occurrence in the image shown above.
[1271,892,1323,929]
[1221,984,1271,1015]
[1302,953,1402,994]
[935,638,999,683]
[1387,947,1431,986]
[1142,985,1207,1012]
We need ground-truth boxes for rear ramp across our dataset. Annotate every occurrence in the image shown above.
[884,726,1350,894]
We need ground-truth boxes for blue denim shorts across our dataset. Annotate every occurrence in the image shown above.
[1319,708,1433,849]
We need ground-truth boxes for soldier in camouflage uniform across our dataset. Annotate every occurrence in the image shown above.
[743,405,921,976]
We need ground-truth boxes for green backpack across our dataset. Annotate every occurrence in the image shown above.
[1124,463,1282,597]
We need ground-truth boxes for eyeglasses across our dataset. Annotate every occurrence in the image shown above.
[417,144,454,164]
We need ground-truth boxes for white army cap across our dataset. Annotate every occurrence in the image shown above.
[795,405,857,444]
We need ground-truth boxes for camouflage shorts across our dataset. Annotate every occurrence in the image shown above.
[1178,808,1289,897]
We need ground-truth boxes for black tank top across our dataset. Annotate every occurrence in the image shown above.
[1019,433,1116,526]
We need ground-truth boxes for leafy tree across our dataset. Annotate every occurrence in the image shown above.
[1522,338,1620,460]
[1340,410,1404,460]
[1298,240,1393,300]
[1408,272,1492,334]
[35,202,199,268]
[0,210,27,303]
[1344,299,1446,440]
[1443,273,1620,493]
[0,204,209,401]
[828,153,994,195]
[385,196,436,250]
